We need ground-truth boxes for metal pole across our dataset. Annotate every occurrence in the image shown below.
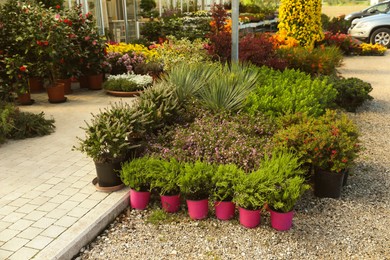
[68,0,72,8]
[99,0,105,35]
[123,0,129,43]
[159,0,162,17]
[231,0,239,62]
[134,0,138,39]
[84,0,89,13]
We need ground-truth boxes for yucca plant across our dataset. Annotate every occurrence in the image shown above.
[198,62,260,112]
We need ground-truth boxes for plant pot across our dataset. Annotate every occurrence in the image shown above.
[17,92,34,105]
[94,161,123,188]
[160,194,180,213]
[186,199,209,220]
[269,209,294,231]
[105,90,143,97]
[28,77,44,93]
[47,83,67,103]
[79,76,89,88]
[87,74,103,90]
[314,168,344,198]
[214,201,235,220]
[130,189,151,210]
[56,78,72,94]
[239,207,261,228]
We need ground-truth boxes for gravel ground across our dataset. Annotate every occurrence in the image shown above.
[75,53,390,260]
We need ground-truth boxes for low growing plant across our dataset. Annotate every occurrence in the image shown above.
[177,160,215,200]
[244,67,337,117]
[359,43,387,56]
[211,164,245,202]
[103,73,153,92]
[149,157,182,195]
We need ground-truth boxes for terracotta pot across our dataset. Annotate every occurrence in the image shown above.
[186,199,209,220]
[47,83,66,103]
[214,201,235,220]
[79,76,89,88]
[56,78,72,94]
[17,92,34,105]
[239,207,261,228]
[87,74,103,90]
[314,168,344,198]
[160,194,180,213]
[269,209,294,231]
[28,77,44,93]
[130,189,151,210]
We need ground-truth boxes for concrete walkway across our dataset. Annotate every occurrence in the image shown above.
[0,86,134,260]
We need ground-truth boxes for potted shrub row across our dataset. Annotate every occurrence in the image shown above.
[118,150,310,231]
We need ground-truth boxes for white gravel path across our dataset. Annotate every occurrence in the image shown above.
[75,53,390,260]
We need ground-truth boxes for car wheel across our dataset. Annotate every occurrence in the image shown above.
[370,28,390,48]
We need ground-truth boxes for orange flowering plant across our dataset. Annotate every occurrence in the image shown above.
[273,110,361,173]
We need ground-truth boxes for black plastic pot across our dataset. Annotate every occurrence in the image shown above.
[342,169,349,186]
[314,168,344,198]
[94,161,123,187]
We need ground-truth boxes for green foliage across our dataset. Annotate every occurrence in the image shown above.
[146,209,174,225]
[177,160,215,200]
[149,158,182,195]
[120,156,161,191]
[259,150,309,213]
[211,164,245,202]
[325,75,373,112]
[197,63,261,112]
[322,14,350,34]
[8,111,55,139]
[103,74,153,92]
[140,0,156,13]
[277,46,343,76]
[0,102,16,143]
[273,110,361,173]
[146,109,276,172]
[244,67,337,117]
[233,168,273,210]
[74,102,146,163]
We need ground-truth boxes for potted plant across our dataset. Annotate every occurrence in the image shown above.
[261,150,310,231]
[233,168,272,228]
[177,160,215,220]
[273,110,360,198]
[149,158,182,213]
[74,102,143,191]
[120,156,161,210]
[211,163,245,220]
[103,73,153,97]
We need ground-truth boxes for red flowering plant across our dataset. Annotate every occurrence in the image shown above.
[320,31,361,55]
[273,110,360,173]
[3,54,31,96]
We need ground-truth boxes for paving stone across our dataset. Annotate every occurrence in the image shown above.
[1,205,18,215]
[15,204,39,214]
[8,219,34,231]
[0,221,12,232]
[78,199,99,209]
[2,212,26,223]
[17,227,44,240]
[42,189,61,198]
[48,195,70,204]
[32,217,56,229]
[40,225,66,238]
[8,247,39,260]
[33,183,54,192]
[88,192,109,201]
[25,235,53,250]
[45,177,64,185]
[56,216,78,228]
[70,181,90,189]
[59,187,80,196]
[67,207,90,218]
[21,190,43,200]
[32,198,54,208]
[68,192,89,202]
[0,229,20,242]
[23,211,47,221]
[45,208,70,219]
[8,198,30,207]
[57,200,79,210]
[0,249,13,259]
[1,237,29,251]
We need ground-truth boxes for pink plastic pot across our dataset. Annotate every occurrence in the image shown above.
[214,201,235,220]
[130,189,150,210]
[160,194,180,213]
[239,207,261,228]
[186,199,209,220]
[270,209,294,231]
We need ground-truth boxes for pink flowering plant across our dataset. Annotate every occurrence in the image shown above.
[105,51,146,75]
[273,110,360,173]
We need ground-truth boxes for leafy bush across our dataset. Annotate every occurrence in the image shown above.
[0,102,16,143]
[145,110,276,172]
[211,164,245,202]
[324,75,373,112]
[149,157,182,195]
[322,14,350,34]
[103,73,153,92]
[244,67,337,117]
[260,150,309,213]
[320,32,361,55]
[277,45,343,76]
[178,160,215,200]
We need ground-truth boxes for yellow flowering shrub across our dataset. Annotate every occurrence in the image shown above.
[271,30,299,49]
[106,43,159,62]
[360,43,387,56]
[278,0,323,49]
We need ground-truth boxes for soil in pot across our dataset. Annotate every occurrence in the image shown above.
[314,168,344,198]
[214,201,235,220]
[186,199,209,220]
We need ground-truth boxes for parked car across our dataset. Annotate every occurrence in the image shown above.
[345,1,390,22]
[348,13,390,47]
